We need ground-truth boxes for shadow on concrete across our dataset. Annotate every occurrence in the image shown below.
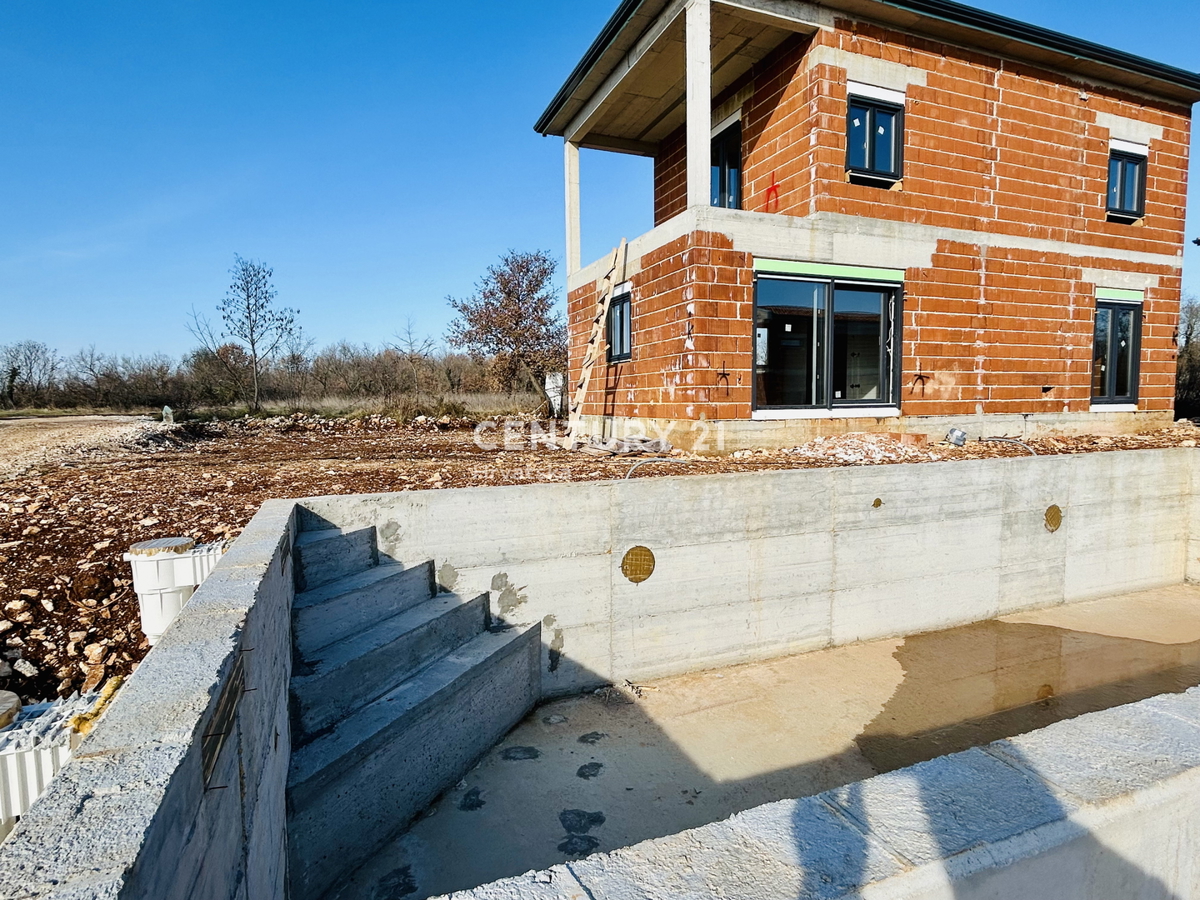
[329,613,1200,900]
[799,619,1199,900]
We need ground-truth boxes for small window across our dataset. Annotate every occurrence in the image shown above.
[607,293,632,362]
[1107,151,1146,220]
[1092,301,1141,403]
[711,122,742,210]
[847,96,903,183]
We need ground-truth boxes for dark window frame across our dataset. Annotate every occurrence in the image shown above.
[752,274,904,412]
[711,121,742,210]
[1106,150,1148,220]
[1091,300,1142,404]
[846,95,905,184]
[606,292,632,363]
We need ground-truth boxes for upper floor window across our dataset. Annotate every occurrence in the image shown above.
[847,92,904,184]
[711,121,742,210]
[1107,148,1147,220]
[607,292,632,363]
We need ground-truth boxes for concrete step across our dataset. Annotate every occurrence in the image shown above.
[287,625,542,900]
[293,560,437,659]
[291,591,490,741]
[294,526,378,593]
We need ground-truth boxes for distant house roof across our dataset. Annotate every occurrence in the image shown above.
[535,0,1200,138]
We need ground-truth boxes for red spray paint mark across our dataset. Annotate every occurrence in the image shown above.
[763,172,781,213]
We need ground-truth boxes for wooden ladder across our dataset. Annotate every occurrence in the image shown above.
[564,239,628,447]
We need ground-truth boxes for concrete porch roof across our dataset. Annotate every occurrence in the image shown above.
[535,0,1200,152]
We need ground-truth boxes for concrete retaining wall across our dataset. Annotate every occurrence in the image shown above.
[0,500,297,900]
[2,448,1198,899]
[299,448,1198,697]
[440,685,1200,900]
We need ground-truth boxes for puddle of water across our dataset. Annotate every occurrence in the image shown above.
[857,620,1200,772]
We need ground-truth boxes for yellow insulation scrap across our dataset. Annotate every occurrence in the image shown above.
[69,676,125,739]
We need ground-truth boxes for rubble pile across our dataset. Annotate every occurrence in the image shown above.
[577,434,675,457]
[780,433,942,465]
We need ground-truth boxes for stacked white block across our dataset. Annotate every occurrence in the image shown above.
[123,537,226,645]
[0,696,93,842]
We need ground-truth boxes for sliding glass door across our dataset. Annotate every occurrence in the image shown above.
[755,276,899,410]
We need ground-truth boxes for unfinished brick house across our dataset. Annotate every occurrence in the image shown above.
[535,0,1200,451]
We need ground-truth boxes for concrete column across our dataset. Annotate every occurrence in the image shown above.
[565,140,582,274]
[686,0,712,209]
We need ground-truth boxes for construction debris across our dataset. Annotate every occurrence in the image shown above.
[577,435,673,457]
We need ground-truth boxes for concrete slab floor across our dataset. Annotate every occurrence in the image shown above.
[327,583,1200,900]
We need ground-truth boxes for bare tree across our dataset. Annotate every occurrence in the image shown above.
[1179,294,1200,351]
[0,341,61,407]
[446,250,566,399]
[391,319,437,394]
[188,255,297,411]
[1177,293,1200,419]
[277,326,316,402]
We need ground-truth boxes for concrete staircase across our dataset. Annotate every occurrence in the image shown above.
[286,525,542,900]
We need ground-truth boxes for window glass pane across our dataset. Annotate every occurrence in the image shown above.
[873,108,896,175]
[727,155,741,210]
[609,297,631,359]
[848,104,870,171]
[710,124,741,209]
[1092,307,1111,397]
[1113,307,1134,397]
[1121,158,1142,213]
[1107,157,1122,209]
[755,279,826,407]
[832,287,884,402]
[711,154,722,207]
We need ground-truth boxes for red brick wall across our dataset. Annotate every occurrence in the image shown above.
[608,15,1193,423]
[654,127,687,226]
[651,23,1192,253]
[901,245,1179,416]
[569,232,755,420]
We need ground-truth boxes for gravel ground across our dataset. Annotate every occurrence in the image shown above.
[0,413,1197,701]
[0,415,146,480]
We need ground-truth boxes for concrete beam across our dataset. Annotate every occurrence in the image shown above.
[576,134,658,156]
[564,141,581,275]
[686,0,712,209]
[713,0,833,33]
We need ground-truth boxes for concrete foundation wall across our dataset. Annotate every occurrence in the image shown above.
[3,449,1198,899]
[298,448,1197,698]
[439,685,1200,900]
[0,500,297,900]
[579,409,1176,454]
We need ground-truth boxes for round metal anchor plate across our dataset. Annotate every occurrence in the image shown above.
[621,546,656,584]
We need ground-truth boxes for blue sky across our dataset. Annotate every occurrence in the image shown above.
[0,0,1197,358]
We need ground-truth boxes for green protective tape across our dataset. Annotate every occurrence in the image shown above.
[1096,288,1145,302]
[753,258,906,282]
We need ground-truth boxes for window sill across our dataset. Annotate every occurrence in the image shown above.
[846,171,902,190]
[752,407,901,421]
[1089,404,1139,413]
[1105,212,1145,225]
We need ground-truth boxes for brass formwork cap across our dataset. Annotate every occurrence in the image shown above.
[0,691,21,730]
[127,537,196,557]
